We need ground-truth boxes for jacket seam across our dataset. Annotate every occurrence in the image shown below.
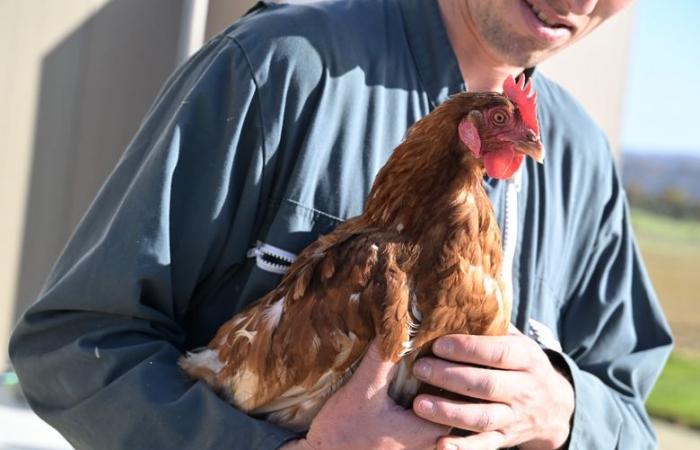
[282,198,344,223]
[142,37,241,317]
[535,275,565,307]
[225,35,270,240]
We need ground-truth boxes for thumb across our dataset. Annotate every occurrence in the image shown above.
[347,338,397,403]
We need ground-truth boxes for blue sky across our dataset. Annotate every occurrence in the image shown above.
[620,0,700,154]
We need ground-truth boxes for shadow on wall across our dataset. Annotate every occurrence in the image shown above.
[13,0,186,322]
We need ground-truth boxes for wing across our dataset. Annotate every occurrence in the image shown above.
[180,218,414,430]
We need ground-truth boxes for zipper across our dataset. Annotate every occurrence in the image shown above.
[246,241,297,275]
[501,167,522,303]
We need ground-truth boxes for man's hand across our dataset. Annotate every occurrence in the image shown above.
[280,339,449,450]
[411,327,575,450]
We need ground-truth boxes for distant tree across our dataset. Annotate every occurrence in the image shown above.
[625,182,645,207]
[661,187,689,218]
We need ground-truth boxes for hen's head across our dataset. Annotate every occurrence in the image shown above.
[457,75,544,179]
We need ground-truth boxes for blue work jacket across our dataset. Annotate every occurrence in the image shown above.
[10,0,672,449]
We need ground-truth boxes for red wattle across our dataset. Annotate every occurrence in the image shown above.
[483,148,524,180]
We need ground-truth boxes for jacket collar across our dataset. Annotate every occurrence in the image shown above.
[398,0,465,108]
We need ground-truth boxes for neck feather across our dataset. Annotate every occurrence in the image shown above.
[363,131,484,236]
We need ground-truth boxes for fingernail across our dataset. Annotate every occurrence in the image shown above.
[435,338,453,356]
[417,398,435,415]
[413,361,432,379]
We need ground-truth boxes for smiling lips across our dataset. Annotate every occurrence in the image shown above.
[523,0,572,30]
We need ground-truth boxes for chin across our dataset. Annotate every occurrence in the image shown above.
[508,48,557,68]
[468,1,569,67]
[494,35,568,68]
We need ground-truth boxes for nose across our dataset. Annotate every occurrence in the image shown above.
[565,0,598,15]
[526,130,539,142]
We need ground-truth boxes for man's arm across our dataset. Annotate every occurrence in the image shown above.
[551,164,673,449]
[9,35,299,450]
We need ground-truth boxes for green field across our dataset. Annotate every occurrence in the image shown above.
[631,209,700,353]
[646,352,700,428]
[630,208,700,428]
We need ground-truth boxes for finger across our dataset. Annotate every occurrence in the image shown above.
[437,431,507,450]
[413,357,523,402]
[395,407,452,447]
[412,395,516,432]
[432,333,540,370]
[348,339,397,402]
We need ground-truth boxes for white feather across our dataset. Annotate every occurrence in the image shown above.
[398,339,414,357]
[263,297,285,329]
[311,333,321,352]
[466,192,476,205]
[184,348,224,374]
[409,290,422,322]
[389,358,421,407]
[234,329,257,342]
[333,331,357,367]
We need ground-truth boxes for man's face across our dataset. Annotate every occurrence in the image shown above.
[466,0,633,67]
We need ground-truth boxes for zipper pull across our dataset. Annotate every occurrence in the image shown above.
[247,241,297,275]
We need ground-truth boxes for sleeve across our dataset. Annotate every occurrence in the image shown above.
[553,160,673,450]
[9,35,298,450]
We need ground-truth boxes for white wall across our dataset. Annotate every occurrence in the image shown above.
[0,0,111,368]
[0,0,185,365]
[539,6,636,157]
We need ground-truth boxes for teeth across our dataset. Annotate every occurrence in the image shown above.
[530,2,558,27]
[537,11,550,24]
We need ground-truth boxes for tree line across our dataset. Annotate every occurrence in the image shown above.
[626,184,700,220]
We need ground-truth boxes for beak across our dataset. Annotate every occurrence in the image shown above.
[516,132,545,163]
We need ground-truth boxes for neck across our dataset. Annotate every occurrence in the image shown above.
[437,0,523,92]
[363,128,483,236]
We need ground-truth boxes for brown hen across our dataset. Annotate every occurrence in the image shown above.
[179,75,544,431]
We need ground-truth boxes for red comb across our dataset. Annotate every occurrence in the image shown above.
[503,74,539,134]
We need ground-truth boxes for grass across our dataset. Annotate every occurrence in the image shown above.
[631,208,700,244]
[646,352,700,429]
[630,209,700,428]
[631,209,700,353]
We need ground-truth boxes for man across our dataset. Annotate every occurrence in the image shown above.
[10,0,672,449]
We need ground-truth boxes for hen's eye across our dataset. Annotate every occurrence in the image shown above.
[493,111,507,125]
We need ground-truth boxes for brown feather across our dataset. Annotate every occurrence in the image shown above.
[179,91,533,431]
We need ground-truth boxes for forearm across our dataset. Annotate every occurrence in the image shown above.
[7,29,300,449]
[554,351,667,450]
[552,161,673,449]
[10,316,298,450]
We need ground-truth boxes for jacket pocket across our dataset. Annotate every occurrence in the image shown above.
[185,200,343,346]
